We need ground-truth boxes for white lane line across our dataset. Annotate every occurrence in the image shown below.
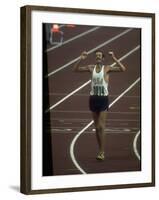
[46,27,100,52]
[110,45,140,67]
[108,78,140,106]
[49,93,140,98]
[45,80,90,113]
[46,28,132,77]
[133,130,141,160]
[70,121,93,174]
[70,78,140,174]
[45,45,140,112]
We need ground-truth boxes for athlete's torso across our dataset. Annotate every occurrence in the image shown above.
[90,65,109,96]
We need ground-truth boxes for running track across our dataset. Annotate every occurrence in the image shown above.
[43,24,141,175]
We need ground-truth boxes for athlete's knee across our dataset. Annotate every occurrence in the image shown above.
[95,123,101,131]
[94,117,105,131]
[96,124,104,132]
[99,122,105,132]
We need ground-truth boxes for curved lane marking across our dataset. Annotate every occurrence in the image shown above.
[70,78,140,174]
[133,130,141,160]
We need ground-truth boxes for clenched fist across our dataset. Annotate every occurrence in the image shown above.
[80,51,88,60]
[108,51,116,59]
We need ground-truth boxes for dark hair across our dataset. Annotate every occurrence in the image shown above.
[95,50,105,58]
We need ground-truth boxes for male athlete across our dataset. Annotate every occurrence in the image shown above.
[73,50,126,160]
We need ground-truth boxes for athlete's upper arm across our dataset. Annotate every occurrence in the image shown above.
[107,65,123,72]
[88,65,94,72]
[77,65,94,72]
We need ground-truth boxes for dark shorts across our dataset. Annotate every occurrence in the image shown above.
[89,95,109,112]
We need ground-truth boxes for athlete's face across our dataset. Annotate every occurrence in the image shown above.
[95,52,104,64]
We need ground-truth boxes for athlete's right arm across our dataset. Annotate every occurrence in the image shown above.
[73,51,93,72]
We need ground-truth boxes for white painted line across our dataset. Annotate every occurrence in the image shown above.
[46,27,100,52]
[49,93,139,98]
[133,130,141,160]
[109,78,140,107]
[70,78,140,174]
[46,28,132,77]
[45,45,140,112]
[110,45,140,67]
[45,80,91,113]
[70,121,93,174]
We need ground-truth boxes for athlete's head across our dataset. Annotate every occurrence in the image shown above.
[95,50,105,63]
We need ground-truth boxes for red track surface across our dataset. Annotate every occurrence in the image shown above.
[44,24,141,175]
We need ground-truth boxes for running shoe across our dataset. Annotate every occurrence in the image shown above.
[96,152,105,161]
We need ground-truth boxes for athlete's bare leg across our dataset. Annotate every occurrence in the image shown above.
[92,111,107,160]
[92,112,100,149]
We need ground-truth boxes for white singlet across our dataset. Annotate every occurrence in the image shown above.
[90,65,109,96]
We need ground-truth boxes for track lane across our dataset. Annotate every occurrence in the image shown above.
[46,25,94,50]
[46,26,100,53]
[51,81,140,175]
[47,47,140,110]
[74,82,140,174]
[46,27,130,74]
[44,26,141,175]
[49,77,138,174]
[46,31,140,107]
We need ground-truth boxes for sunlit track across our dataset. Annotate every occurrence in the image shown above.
[46,27,100,52]
[45,80,90,113]
[44,25,141,176]
[45,45,140,112]
[50,110,139,114]
[70,78,140,174]
[46,28,132,77]
[49,93,140,98]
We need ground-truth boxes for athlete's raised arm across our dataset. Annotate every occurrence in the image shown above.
[73,51,94,72]
[107,51,126,72]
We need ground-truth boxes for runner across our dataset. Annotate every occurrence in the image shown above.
[73,50,126,160]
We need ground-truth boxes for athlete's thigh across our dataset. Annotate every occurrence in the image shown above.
[92,112,100,126]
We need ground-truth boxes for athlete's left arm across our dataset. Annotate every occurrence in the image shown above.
[107,51,126,72]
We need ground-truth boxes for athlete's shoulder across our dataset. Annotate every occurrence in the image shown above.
[104,65,111,72]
